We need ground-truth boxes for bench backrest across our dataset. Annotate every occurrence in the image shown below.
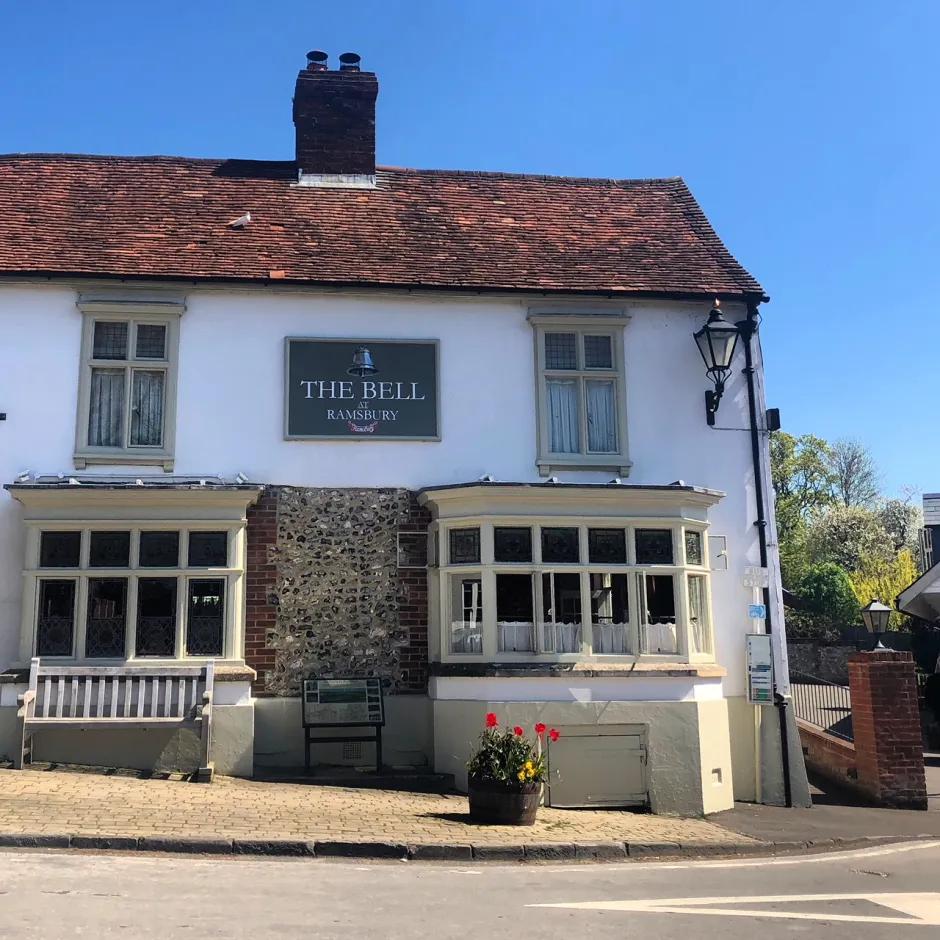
[27,659,214,721]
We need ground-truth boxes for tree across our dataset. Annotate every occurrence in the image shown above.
[770,432,837,584]
[806,504,893,573]
[849,549,919,632]
[829,439,880,508]
[787,562,860,639]
[879,496,923,559]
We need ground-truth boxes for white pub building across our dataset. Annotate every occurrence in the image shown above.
[0,51,808,814]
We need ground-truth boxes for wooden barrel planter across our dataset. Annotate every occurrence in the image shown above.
[468,778,541,825]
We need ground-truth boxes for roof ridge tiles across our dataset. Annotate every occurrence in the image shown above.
[0,152,683,188]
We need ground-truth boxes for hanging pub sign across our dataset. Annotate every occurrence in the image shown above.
[285,338,439,440]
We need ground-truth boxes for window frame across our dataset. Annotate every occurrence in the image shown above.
[529,312,632,476]
[433,517,714,664]
[74,300,184,470]
[22,523,243,664]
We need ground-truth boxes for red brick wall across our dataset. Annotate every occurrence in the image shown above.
[848,649,927,810]
[798,720,858,787]
[244,488,279,696]
[396,493,430,693]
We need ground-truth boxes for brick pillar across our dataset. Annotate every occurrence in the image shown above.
[244,488,279,696]
[848,649,927,810]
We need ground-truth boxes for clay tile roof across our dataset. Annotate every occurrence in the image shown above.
[0,154,766,299]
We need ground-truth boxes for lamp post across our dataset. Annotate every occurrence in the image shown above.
[861,598,893,649]
[693,300,740,425]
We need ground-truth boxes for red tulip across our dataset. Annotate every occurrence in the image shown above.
[548,728,560,742]
[513,726,524,736]
[485,712,498,728]
[534,722,547,736]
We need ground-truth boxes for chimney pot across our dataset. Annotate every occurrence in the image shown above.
[306,49,329,71]
[293,49,377,179]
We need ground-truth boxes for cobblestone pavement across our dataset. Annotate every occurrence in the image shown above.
[0,767,747,846]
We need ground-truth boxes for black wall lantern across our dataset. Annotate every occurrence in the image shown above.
[693,301,740,426]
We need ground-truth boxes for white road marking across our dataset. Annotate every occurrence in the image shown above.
[528,839,940,874]
[532,892,940,926]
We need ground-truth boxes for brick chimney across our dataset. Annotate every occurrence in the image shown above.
[293,51,378,187]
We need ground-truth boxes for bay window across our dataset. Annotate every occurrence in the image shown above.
[434,518,714,663]
[25,526,242,661]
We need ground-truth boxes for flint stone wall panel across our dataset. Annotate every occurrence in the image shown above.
[249,487,429,697]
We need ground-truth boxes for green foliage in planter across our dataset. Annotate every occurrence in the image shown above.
[466,714,557,789]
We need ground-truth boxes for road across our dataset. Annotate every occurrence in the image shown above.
[1,842,940,937]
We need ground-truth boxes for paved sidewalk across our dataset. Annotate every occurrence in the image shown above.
[0,767,746,856]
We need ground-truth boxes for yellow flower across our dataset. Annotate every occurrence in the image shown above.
[525,760,534,770]
[517,770,526,781]
[526,768,535,778]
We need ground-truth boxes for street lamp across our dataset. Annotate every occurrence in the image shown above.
[861,598,892,648]
[693,300,740,426]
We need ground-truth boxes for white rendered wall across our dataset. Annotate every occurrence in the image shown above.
[0,283,764,695]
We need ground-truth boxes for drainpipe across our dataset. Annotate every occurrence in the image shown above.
[738,302,793,808]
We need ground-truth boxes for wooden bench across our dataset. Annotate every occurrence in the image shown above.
[15,658,216,781]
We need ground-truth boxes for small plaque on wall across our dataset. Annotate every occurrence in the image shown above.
[285,338,439,440]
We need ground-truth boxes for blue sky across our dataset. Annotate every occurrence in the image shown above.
[2,1,937,496]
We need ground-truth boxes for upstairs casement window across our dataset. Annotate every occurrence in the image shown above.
[529,312,631,476]
[74,299,183,470]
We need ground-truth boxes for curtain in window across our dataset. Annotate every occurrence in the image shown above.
[593,623,629,655]
[586,380,617,453]
[130,371,165,446]
[547,379,580,453]
[497,622,535,652]
[688,575,710,654]
[88,369,125,447]
[550,622,581,653]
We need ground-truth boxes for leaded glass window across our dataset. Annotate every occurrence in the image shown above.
[541,527,579,564]
[494,527,532,563]
[93,321,128,360]
[89,531,130,568]
[186,579,225,656]
[449,528,480,565]
[135,324,167,360]
[544,332,577,369]
[188,532,228,568]
[36,580,76,656]
[635,529,674,565]
[39,532,81,568]
[685,530,704,566]
[139,531,180,568]
[86,579,127,658]
[136,578,177,657]
[588,528,626,564]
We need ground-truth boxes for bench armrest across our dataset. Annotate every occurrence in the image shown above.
[16,689,36,719]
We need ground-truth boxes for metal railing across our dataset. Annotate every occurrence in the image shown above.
[790,671,854,742]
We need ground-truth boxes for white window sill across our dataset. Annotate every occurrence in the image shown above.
[74,452,175,471]
[537,456,633,477]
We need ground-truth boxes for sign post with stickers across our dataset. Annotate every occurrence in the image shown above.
[746,634,774,706]
[302,677,386,773]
